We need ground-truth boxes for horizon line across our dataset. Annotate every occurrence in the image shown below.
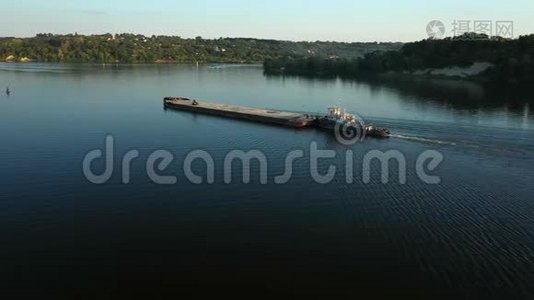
[0,32,410,44]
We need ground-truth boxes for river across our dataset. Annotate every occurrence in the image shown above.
[1,63,533,298]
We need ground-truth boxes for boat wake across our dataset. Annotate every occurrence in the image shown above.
[391,134,458,146]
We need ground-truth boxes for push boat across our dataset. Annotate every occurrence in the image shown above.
[315,105,391,138]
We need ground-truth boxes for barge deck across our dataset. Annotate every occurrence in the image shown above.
[164,97,315,128]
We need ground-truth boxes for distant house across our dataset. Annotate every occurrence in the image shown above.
[4,55,31,62]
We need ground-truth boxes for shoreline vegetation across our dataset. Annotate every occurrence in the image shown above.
[2,32,532,85]
[0,33,400,64]
[264,33,534,85]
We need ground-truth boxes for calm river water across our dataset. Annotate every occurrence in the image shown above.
[1,63,533,298]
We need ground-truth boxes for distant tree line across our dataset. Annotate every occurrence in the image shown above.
[0,33,401,64]
[264,33,534,84]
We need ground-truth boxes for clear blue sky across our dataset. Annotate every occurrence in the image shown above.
[1,0,532,42]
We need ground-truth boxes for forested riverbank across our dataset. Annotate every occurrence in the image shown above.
[264,33,534,85]
[0,33,400,64]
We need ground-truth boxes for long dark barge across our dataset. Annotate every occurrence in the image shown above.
[164,97,390,138]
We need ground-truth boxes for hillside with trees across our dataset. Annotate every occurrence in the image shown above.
[0,33,401,64]
[264,33,534,85]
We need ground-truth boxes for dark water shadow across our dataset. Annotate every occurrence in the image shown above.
[264,72,534,114]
